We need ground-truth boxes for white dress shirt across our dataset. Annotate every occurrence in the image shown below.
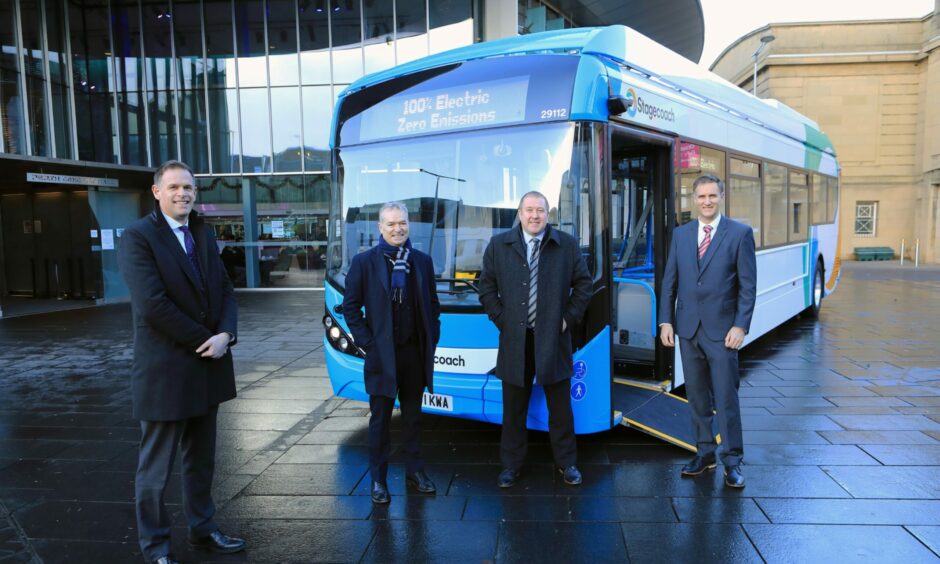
[522,228,545,262]
[698,213,721,246]
[161,212,190,252]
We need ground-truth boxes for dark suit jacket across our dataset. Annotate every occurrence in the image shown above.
[659,217,757,341]
[342,245,441,399]
[479,225,592,387]
[119,210,238,421]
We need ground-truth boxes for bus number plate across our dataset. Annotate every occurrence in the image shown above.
[422,392,454,412]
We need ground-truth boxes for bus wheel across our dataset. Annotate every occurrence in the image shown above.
[806,260,824,318]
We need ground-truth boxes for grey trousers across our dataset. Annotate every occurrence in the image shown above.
[135,406,219,561]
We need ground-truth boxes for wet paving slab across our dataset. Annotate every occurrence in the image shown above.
[2,262,940,562]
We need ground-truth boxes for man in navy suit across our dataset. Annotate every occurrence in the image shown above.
[659,174,757,488]
[343,202,441,504]
[119,161,245,563]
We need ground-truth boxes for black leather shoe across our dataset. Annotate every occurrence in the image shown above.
[151,557,179,564]
[406,470,437,493]
[558,465,582,485]
[681,455,717,477]
[189,530,246,554]
[724,465,745,488]
[497,468,520,488]
[371,480,391,504]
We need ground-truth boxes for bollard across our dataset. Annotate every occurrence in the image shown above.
[901,239,905,265]
[915,239,920,268]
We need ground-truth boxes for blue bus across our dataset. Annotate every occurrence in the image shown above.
[322,26,841,449]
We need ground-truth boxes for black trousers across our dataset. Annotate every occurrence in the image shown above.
[136,406,219,561]
[500,329,577,470]
[679,325,744,467]
[368,342,426,484]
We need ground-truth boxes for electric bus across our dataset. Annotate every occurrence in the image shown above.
[321,25,841,449]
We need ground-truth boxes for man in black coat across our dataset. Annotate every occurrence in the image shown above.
[342,201,441,504]
[479,191,593,488]
[119,161,245,564]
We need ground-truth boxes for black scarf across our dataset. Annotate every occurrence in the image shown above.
[377,237,412,303]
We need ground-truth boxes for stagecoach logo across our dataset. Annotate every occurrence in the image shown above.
[433,347,498,375]
[624,87,676,124]
[625,88,637,117]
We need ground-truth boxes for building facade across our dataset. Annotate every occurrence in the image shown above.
[0,0,704,316]
[710,2,940,263]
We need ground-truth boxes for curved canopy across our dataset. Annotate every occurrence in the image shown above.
[559,0,705,62]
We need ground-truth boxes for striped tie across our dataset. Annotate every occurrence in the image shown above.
[527,238,540,328]
[698,224,713,260]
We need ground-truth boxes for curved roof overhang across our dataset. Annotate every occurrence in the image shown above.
[555,0,705,62]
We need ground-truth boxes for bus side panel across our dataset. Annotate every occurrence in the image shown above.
[742,244,809,345]
[481,327,612,435]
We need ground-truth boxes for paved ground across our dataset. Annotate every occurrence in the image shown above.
[2,262,940,563]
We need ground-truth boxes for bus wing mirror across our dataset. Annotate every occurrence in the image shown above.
[608,95,632,116]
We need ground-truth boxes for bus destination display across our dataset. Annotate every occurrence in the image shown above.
[359,76,530,142]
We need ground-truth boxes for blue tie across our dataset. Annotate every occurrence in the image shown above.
[178,225,205,288]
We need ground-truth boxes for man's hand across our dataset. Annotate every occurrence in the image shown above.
[660,323,675,347]
[196,333,232,359]
[725,326,746,350]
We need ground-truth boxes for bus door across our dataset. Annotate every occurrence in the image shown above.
[608,125,672,379]
[608,125,698,451]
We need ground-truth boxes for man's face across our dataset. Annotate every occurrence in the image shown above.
[152,168,196,223]
[694,181,723,223]
[378,208,409,247]
[518,195,548,237]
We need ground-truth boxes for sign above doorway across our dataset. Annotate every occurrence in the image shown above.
[26,172,119,188]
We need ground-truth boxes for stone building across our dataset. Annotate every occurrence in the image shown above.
[710,2,940,262]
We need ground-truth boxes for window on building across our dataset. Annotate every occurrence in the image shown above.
[855,201,877,237]
[729,157,761,246]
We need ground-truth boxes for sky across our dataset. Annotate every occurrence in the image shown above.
[699,0,936,67]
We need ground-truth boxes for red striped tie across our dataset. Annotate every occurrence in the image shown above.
[698,224,713,260]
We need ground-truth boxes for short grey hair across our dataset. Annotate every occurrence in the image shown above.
[517,191,549,210]
[378,201,409,223]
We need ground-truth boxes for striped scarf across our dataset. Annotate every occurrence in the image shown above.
[377,237,412,303]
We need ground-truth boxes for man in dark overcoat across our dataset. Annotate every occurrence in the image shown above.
[342,201,441,504]
[119,160,245,564]
[479,191,593,488]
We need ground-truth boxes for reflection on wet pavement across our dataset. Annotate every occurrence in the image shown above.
[2,262,940,562]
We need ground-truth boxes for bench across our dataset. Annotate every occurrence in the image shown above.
[853,246,895,261]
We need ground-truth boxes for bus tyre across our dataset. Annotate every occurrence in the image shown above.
[806,261,824,318]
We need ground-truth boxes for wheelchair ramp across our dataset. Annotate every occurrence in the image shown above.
[613,378,711,453]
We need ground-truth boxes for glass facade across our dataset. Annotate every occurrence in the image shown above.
[0,0,477,290]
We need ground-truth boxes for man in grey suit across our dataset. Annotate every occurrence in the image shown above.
[119,161,245,563]
[659,174,757,488]
[479,191,593,488]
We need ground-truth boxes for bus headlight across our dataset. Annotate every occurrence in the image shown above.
[324,316,333,329]
[329,326,341,341]
[339,337,349,351]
